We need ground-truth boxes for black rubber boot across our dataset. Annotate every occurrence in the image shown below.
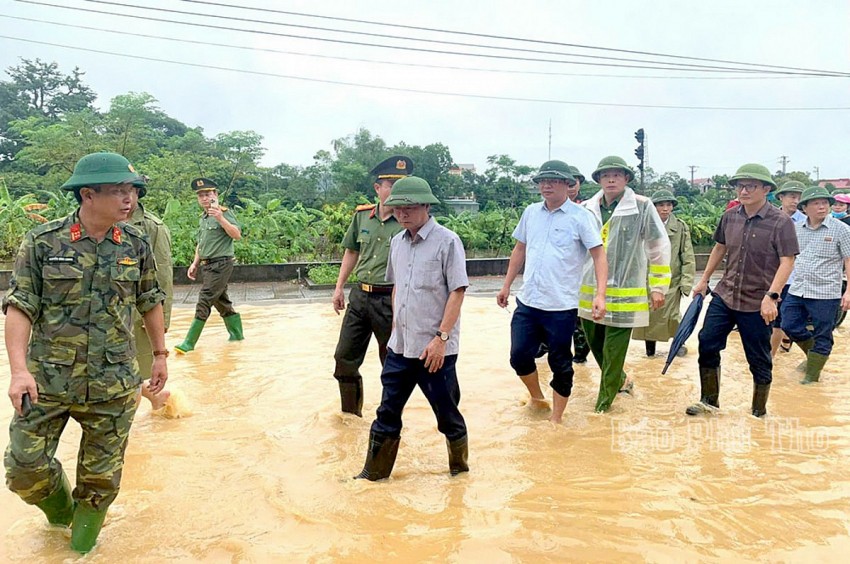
[685,367,720,416]
[446,435,469,476]
[801,352,828,385]
[645,340,656,357]
[354,432,400,481]
[338,379,363,417]
[573,327,589,363]
[751,383,770,417]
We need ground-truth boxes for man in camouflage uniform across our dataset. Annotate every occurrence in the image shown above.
[175,177,243,353]
[332,156,412,416]
[3,152,167,554]
[125,180,173,410]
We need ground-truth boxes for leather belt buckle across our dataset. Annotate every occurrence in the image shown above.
[361,283,373,293]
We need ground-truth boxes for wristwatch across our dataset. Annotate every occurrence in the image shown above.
[436,331,450,342]
[765,292,780,301]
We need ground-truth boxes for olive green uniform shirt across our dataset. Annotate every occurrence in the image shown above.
[198,209,239,259]
[129,204,173,328]
[600,196,620,225]
[341,205,402,286]
[2,211,165,403]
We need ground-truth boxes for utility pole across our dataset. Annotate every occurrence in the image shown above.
[548,119,552,160]
[779,155,790,176]
[813,166,820,181]
[688,165,698,190]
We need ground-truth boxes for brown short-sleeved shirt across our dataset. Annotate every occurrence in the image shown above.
[713,202,799,312]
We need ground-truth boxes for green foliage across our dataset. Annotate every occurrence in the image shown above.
[437,208,521,256]
[307,263,354,285]
[0,177,53,261]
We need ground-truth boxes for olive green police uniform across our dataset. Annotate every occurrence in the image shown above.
[129,203,173,379]
[174,177,243,353]
[333,156,412,416]
[3,213,164,528]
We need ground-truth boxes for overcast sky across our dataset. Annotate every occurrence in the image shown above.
[2,0,848,181]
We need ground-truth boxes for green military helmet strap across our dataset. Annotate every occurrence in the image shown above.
[728,163,777,191]
[797,185,835,209]
[61,152,146,190]
[384,176,440,206]
[775,180,806,195]
[651,189,678,206]
[592,155,635,183]
[532,160,576,185]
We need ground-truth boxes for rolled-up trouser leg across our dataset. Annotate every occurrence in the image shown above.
[70,392,138,511]
[543,309,577,398]
[5,399,72,505]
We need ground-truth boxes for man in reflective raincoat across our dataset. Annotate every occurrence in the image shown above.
[578,156,671,412]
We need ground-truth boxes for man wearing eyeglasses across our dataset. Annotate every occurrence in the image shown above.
[687,163,798,418]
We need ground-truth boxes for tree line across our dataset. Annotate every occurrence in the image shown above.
[0,59,817,265]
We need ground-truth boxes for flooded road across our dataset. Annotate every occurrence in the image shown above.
[2,296,850,562]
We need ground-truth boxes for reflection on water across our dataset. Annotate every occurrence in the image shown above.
[1,297,850,562]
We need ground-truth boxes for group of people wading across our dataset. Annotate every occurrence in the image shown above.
[3,151,849,554]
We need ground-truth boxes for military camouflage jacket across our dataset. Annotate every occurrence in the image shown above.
[2,211,165,403]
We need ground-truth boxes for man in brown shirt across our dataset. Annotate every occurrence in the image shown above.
[687,163,798,418]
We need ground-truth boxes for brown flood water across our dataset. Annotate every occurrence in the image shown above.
[2,296,850,562]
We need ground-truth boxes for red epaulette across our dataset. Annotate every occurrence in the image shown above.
[70,223,82,242]
[112,226,122,244]
[355,203,377,213]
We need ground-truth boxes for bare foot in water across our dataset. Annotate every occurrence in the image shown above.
[141,382,171,411]
[527,397,550,411]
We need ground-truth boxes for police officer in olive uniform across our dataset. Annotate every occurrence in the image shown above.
[126,180,174,409]
[332,156,413,416]
[175,178,244,353]
[3,152,168,554]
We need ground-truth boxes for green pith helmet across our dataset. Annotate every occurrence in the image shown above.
[568,165,585,184]
[383,176,440,206]
[797,185,835,209]
[532,160,576,185]
[651,189,678,206]
[728,163,777,191]
[775,180,806,196]
[591,155,635,183]
[60,152,145,190]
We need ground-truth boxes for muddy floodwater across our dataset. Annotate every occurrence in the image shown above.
[2,296,850,562]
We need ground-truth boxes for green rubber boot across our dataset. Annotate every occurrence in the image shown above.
[70,504,108,554]
[801,351,828,385]
[174,318,206,354]
[223,313,244,341]
[794,338,814,373]
[35,473,74,527]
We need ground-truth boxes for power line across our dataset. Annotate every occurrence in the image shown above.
[176,0,850,77]
[14,0,845,77]
[3,15,830,82]
[3,34,849,111]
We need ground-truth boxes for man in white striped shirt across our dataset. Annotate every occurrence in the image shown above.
[780,186,850,384]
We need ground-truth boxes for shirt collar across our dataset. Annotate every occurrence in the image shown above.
[737,201,772,218]
[403,216,436,241]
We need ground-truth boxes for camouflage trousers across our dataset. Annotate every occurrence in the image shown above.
[4,391,138,511]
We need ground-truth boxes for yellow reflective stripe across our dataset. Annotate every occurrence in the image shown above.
[649,265,671,274]
[649,277,671,287]
[579,300,649,312]
[580,285,647,298]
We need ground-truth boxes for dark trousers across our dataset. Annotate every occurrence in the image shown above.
[334,286,393,382]
[581,320,632,412]
[780,294,841,356]
[510,300,577,397]
[371,350,467,442]
[196,257,236,320]
[698,294,772,385]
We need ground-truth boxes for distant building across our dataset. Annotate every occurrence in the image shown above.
[691,177,716,193]
[444,197,480,215]
[448,163,477,176]
[819,178,850,190]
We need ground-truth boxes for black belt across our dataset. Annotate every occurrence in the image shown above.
[359,283,393,294]
[200,256,233,265]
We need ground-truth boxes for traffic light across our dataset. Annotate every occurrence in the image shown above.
[634,128,645,172]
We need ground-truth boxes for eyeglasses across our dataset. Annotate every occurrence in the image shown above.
[735,183,765,192]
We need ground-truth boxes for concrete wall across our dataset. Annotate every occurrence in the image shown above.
[0,255,717,289]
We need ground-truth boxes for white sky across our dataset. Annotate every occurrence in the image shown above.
[1,0,848,180]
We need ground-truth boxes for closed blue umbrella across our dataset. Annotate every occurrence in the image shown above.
[661,293,705,375]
